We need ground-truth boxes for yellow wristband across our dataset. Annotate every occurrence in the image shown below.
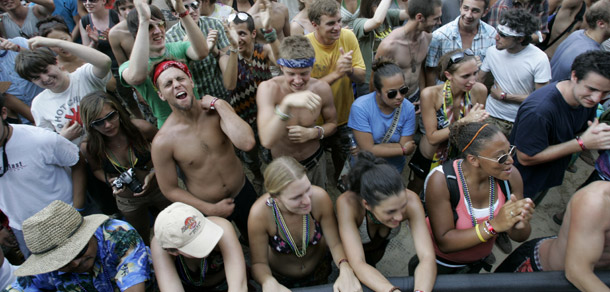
[475,223,487,243]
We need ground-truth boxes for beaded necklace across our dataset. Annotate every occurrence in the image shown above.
[366,210,383,225]
[105,147,138,173]
[268,198,310,257]
[178,255,208,286]
[457,160,495,227]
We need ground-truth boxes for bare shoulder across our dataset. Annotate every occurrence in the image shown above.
[273,1,288,13]
[311,185,334,219]
[336,191,362,213]
[309,78,332,95]
[471,82,488,99]
[571,182,610,216]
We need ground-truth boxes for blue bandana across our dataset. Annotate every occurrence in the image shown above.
[276,58,315,68]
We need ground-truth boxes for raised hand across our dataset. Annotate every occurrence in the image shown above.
[463,103,488,123]
[134,0,151,21]
[260,0,272,30]
[27,36,58,49]
[207,29,219,54]
[336,47,354,76]
[281,90,322,112]
[0,37,21,52]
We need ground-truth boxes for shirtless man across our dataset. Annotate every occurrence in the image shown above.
[496,181,610,291]
[0,0,54,38]
[248,0,290,44]
[109,0,136,66]
[376,0,442,110]
[257,35,337,188]
[539,0,587,59]
[151,60,256,237]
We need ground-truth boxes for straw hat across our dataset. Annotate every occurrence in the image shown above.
[15,201,109,277]
[154,202,223,258]
[0,82,10,94]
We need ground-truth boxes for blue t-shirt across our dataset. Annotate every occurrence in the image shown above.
[550,30,600,82]
[5,219,156,292]
[348,91,416,172]
[52,0,79,32]
[510,82,595,197]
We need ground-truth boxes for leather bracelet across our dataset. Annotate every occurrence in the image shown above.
[576,136,587,151]
[338,258,348,266]
[177,10,189,18]
[210,97,219,110]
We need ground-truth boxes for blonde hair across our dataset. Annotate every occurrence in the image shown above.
[264,157,307,197]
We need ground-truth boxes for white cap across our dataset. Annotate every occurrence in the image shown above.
[154,202,223,258]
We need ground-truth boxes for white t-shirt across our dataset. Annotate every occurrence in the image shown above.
[0,260,17,290]
[0,125,79,230]
[30,63,110,145]
[481,44,551,122]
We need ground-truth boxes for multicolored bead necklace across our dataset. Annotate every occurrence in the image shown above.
[178,255,208,286]
[457,160,495,227]
[268,198,310,257]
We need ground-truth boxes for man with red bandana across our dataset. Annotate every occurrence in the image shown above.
[256,35,337,188]
[510,51,610,204]
[150,60,257,240]
[119,0,208,128]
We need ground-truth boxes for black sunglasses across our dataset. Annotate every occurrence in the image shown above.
[386,85,409,99]
[184,1,199,11]
[90,111,118,128]
[478,145,516,164]
[496,30,510,38]
[447,49,474,68]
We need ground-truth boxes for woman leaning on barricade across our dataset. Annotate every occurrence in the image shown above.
[418,121,534,274]
[336,151,436,292]
[248,156,361,291]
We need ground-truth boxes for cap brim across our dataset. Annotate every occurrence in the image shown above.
[178,217,224,258]
[14,215,109,277]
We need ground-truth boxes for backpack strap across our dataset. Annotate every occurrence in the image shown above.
[498,179,511,201]
[441,160,460,223]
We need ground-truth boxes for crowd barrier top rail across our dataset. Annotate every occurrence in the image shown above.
[293,271,610,292]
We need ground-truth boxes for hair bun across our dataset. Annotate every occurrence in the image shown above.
[372,57,398,72]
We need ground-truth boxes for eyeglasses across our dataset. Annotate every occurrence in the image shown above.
[148,20,166,31]
[183,1,199,11]
[90,111,119,129]
[447,49,474,68]
[478,145,516,164]
[80,0,100,3]
[228,12,249,23]
[386,85,409,99]
[60,241,89,269]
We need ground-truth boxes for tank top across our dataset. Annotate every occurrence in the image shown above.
[80,9,120,71]
[1,6,39,38]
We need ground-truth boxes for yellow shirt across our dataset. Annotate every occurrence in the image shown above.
[306,29,366,125]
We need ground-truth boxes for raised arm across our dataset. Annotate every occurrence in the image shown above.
[565,182,610,292]
[109,26,131,65]
[200,95,255,151]
[361,0,392,33]
[31,0,55,19]
[336,192,393,291]
[260,0,280,65]
[122,0,152,86]
[172,0,208,60]
[28,37,111,78]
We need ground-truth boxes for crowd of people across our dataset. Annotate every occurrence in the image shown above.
[0,0,610,290]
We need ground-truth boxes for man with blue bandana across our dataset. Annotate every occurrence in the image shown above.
[257,35,337,188]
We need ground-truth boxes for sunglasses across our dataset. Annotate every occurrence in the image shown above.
[183,1,199,11]
[148,20,166,31]
[90,111,118,129]
[386,85,409,99]
[447,49,474,68]
[478,145,516,164]
[228,12,249,22]
[496,29,511,38]
[79,0,100,3]
[61,241,90,269]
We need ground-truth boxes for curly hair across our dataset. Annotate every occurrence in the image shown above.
[371,57,404,92]
[347,151,405,207]
[81,91,150,166]
[437,49,477,81]
[499,8,540,46]
[449,122,502,157]
[572,51,610,81]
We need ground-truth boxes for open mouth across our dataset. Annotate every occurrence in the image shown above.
[176,91,188,100]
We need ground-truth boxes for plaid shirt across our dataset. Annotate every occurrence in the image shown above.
[485,0,549,34]
[426,16,497,68]
[165,16,230,100]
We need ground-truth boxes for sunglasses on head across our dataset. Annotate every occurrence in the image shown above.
[228,12,249,22]
[90,111,118,128]
[447,49,474,68]
[478,145,516,164]
[386,85,409,99]
[183,1,199,11]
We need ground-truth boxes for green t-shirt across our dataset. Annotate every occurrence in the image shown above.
[352,9,402,84]
[119,41,199,128]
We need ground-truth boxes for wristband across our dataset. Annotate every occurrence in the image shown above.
[338,258,348,266]
[261,28,277,43]
[576,136,587,151]
[485,220,497,235]
[314,126,324,139]
[210,97,219,110]
[475,223,487,243]
[177,10,189,18]
[500,92,507,101]
[401,146,407,156]
[274,105,291,121]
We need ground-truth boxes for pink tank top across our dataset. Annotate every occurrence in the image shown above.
[427,159,506,264]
